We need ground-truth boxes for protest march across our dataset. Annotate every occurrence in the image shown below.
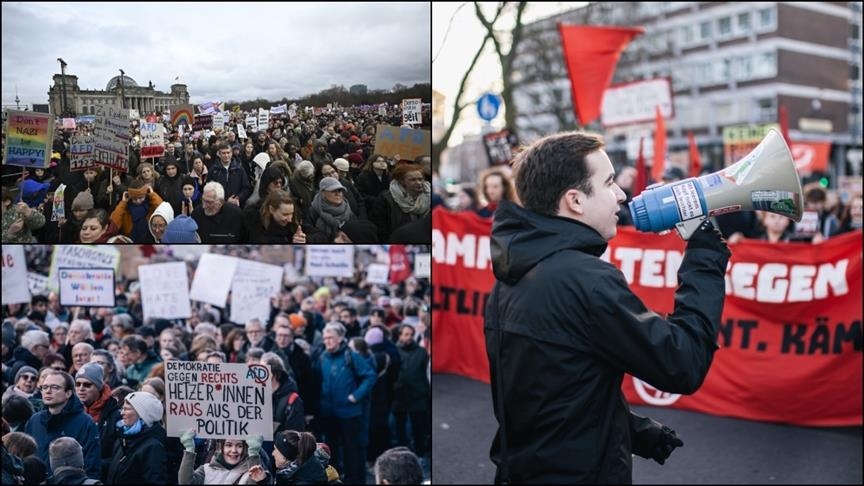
[2,244,431,484]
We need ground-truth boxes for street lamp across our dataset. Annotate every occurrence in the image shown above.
[57,58,68,116]
[119,68,126,109]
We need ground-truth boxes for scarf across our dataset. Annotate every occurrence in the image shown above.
[389,179,431,216]
[129,201,149,242]
[311,192,353,237]
[118,418,144,435]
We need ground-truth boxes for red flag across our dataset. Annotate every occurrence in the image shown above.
[688,131,702,178]
[558,24,644,126]
[634,137,647,196]
[651,106,666,183]
[388,246,412,285]
[779,104,790,145]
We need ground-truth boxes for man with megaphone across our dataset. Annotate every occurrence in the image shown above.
[484,131,731,484]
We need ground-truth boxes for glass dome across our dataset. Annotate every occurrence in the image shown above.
[106,75,138,91]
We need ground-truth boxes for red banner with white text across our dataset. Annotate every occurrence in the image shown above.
[432,207,863,426]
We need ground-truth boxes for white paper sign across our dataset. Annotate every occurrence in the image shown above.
[2,246,31,304]
[49,245,120,291]
[28,272,50,296]
[230,260,284,325]
[402,98,422,125]
[165,361,273,440]
[58,268,115,307]
[365,263,390,285]
[257,108,269,131]
[189,253,238,307]
[237,124,247,140]
[304,246,355,278]
[414,253,431,278]
[213,113,225,131]
[139,262,192,322]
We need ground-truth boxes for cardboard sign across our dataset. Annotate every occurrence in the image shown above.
[2,246,31,304]
[139,262,192,322]
[246,115,258,132]
[70,135,97,171]
[139,121,165,159]
[93,106,130,172]
[48,245,120,291]
[237,124,247,140]
[374,124,431,161]
[414,253,431,278]
[165,361,273,440]
[365,263,390,285]
[230,260,284,325]
[58,268,115,307]
[401,98,422,125]
[189,253,238,307]
[4,110,54,168]
[28,272,50,296]
[212,113,225,131]
[305,246,355,278]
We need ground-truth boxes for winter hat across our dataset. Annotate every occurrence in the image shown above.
[313,286,331,299]
[71,191,94,211]
[163,159,179,171]
[49,437,84,472]
[339,219,378,243]
[125,391,163,426]
[14,366,38,384]
[333,158,350,173]
[364,327,384,346]
[75,362,104,389]
[298,161,315,178]
[20,179,51,207]
[161,215,199,243]
[181,175,195,189]
[319,177,345,192]
[289,313,307,330]
[274,430,299,461]
[347,152,365,166]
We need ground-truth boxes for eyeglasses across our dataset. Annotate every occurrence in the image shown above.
[19,375,37,382]
[40,384,64,392]
[75,381,94,388]
[33,344,49,350]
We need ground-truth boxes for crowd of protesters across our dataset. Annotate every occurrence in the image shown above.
[2,245,430,484]
[2,103,432,245]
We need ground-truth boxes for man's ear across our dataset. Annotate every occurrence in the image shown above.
[560,188,585,215]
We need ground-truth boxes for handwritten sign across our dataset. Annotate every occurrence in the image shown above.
[246,115,258,132]
[305,246,355,278]
[230,260,284,325]
[165,361,273,440]
[28,272,50,296]
[139,122,165,159]
[365,263,390,285]
[193,115,213,131]
[237,124,247,140]
[212,113,225,131]
[414,253,431,278]
[401,98,422,125]
[58,268,115,307]
[48,245,120,291]
[139,262,192,322]
[189,253,238,307]
[4,110,53,168]
[2,246,31,304]
[374,124,431,161]
[70,135,97,171]
[93,106,130,172]
[257,109,269,131]
[51,184,65,222]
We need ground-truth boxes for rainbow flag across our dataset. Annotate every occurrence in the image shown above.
[169,104,194,127]
[4,110,54,168]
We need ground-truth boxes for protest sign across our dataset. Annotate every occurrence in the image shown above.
[237,124,247,140]
[139,121,165,159]
[93,106,130,172]
[70,135,96,171]
[379,103,388,116]
[414,253,431,278]
[58,268,115,307]
[165,361,273,440]
[230,260,284,324]
[193,115,213,131]
[170,104,194,127]
[365,263,389,285]
[305,246,355,278]
[28,272,50,296]
[51,184,66,222]
[374,124,431,161]
[48,245,120,291]
[139,262,192,322]
[2,246,31,304]
[246,115,258,132]
[258,109,269,131]
[62,118,77,130]
[4,110,53,168]
[401,98,422,125]
[270,104,287,115]
[189,253,238,307]
[212,113,225,131]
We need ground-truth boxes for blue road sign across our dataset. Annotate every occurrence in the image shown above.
[477,92,501,121]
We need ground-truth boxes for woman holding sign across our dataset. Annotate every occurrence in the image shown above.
[178,430,270,485]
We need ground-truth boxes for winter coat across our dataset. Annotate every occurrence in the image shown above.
[155,173,185,211]
[191,201,246,244]
[354,170,389,213]
[369,342,400,427]
[274,459,327,485]
[85,386,122,480]
[109,191,164,239]
[6,347,43,384]
[316,343,376,419]
[484,200,730,484]
[125,351,160,385]
[2,204,46,243]
[178,450,266,485]
[105,422,167,485]
[45,466,101,485]
[24,394,102,479]
[2,445,25,486]
[370,190,422,243]
[209,158,253,207]
[392,340,429,413]
[272,375,306,434]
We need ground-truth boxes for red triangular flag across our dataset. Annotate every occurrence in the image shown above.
[634,137,647,196]
[651,105,666,183]
[779,104,790,145]
[558,24,644,126]
[687,131,701,178]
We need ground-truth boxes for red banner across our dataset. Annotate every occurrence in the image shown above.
[432,207,863,426]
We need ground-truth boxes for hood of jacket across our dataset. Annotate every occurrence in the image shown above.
[148,201,175,241]
[490,200,608,286]
[258,164,286,199]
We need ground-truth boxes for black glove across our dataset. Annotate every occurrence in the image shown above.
[686,218,730,254]
[648,425,684,465]
[631,417,685,465]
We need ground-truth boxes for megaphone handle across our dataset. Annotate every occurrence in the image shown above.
[674,217,708,241]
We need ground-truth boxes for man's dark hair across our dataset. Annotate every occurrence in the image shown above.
[374,446,424,484]
[120,335,148,354]
[30,295,49,307]
[216,142,231,153]
[513,131,605,216]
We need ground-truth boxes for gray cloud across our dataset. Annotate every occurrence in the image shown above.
[2,2,430,109]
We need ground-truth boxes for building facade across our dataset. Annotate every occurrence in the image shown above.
[48,72,190,117]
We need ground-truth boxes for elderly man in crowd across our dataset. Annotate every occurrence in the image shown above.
[69,342,94,376]
[74,362,121,481]
[191,181,246,243]
[7,330,50,382]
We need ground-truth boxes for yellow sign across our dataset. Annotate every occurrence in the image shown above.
[722,123,778,143]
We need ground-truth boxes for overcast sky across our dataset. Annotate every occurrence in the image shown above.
[2,2,430,109]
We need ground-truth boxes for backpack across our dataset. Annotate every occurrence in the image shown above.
[279,390,305,433]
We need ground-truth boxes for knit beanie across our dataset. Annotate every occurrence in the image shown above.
[49,437,84,472]
[14,366,38,384]
[364,327,384,346]
[298,160,315,178]
[161,215,199,243]
[274,430,299,461]
[288,313,307,330]
[125,391,163,426]
[71,191,94,211]
[75,362,104,389]
[333,158,349,173]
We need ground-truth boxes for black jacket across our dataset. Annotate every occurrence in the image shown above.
[209,158,253,206]
[105,422,167,485]
[191,201,246,244]
[46,466,100,485]
[484,201,730,484]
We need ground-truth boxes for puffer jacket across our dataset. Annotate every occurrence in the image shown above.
[105,421,167,484]
[484,200,730,484]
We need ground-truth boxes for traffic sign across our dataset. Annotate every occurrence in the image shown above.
[477,92,501,121]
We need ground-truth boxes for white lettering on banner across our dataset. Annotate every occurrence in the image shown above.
[608,248,681,288]
[726,260,849,303]
[431,230,491,270]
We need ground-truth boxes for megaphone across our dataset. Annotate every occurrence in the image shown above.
[629,128,803,240]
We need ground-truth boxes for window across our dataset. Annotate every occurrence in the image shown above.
[738,12,751,32]
[759,8,775,29]
[851,64,860,81]
[701,21,712,40]
[754,52,777,78]
[718,17,732,37]
[681,25,694,45]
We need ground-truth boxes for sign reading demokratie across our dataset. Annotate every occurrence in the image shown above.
[165,361,273,440]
